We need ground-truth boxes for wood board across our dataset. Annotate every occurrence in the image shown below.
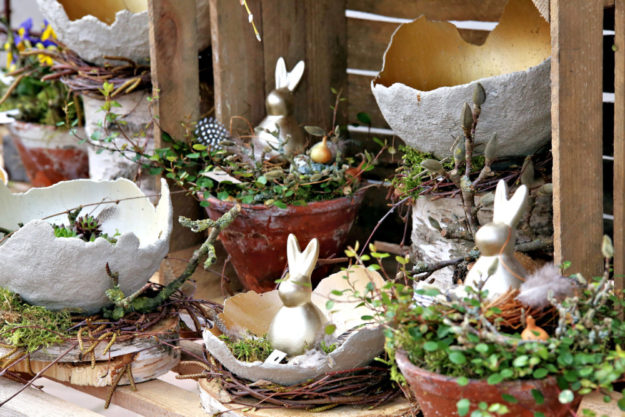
[550,0,605,277]
[615,0,625,287]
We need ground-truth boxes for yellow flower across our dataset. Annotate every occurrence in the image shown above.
[41,24,56,42]
[36,43,53,66]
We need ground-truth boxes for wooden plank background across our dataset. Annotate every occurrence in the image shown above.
[550,0,605,277]
[615,0,625,287]
[210,0,346,134]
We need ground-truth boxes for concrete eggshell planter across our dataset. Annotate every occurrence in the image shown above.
[203,267,385,386]
[203,192,365,292]
[371,0,551,158]
[36,0,211,64]
[9,121,89,187]
[395,350,579,417]
[0,178,172,313]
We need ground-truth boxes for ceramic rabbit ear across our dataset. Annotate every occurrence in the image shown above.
[492,180,529,227]
[300,238,319,277]
[275,57,288,89]
[287,60,305,92]
[287,233,302,271]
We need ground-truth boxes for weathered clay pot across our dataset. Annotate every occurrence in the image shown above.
[204,192,365,292]
[396,350,578,417]
[9,121,89,187]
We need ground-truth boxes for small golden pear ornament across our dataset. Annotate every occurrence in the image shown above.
[310,136,334,164]
[521,316,549,341]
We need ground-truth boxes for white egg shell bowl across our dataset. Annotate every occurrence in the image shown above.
[203,266,386,386]
[0,178,172,313]
[371,0,551,158]
[36,0,211,64]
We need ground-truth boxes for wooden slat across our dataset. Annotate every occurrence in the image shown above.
[69,379,206,417]
[551,0,604,276]
[209,0,265,130]
[533,0,615,21]
[615,0,625,287]
[347,0,507,21]
[260,0,347,128]
[148,0,199,143]
[148,0,203,251]
[0,378,102,417]
[347,19,490,71]
[348,74,388,128]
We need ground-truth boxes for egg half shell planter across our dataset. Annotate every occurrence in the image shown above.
[203,266,386,386]
[36,0,211,64]
[371,0,551,158]
[0,178,172,313]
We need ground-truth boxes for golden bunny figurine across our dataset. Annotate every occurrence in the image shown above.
[267,234,327,356]
[463,180,529,299]
[253,57,306,160]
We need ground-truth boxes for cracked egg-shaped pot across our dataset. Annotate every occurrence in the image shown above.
[203,266,385,386]
[0,178,172,313]
[36,0,211,64]
[371,0,551,158]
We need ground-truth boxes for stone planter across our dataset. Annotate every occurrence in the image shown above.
[396,350,579,417]
[9,121,89,187]
[36,0,211,64]
[0,178,172,313]
[203,267,385,385]
[371,0,550,158]
[203,192,365,292]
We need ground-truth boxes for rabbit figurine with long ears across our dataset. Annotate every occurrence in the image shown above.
[268,234,327,356]
[254,57,307,160]
[462,180,529,300]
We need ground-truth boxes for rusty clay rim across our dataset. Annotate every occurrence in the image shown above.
[202,188,367,216]
[395,349,560,388]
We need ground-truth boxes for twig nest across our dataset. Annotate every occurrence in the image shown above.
[371,0,550,158]
[36,0,211,64]
[0,178,172,313]
[203,266,385,385]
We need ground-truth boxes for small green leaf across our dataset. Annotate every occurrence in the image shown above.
[501,394,518,404]
[533,368,548,379]
[457,376,469,386]
[356,112,372,125]
[325,300,334,310]
[457,398,470,416]
[449,351,467,365]
[423,341,438,352]
[487,373,503,385]
[531,389,544,405]
[324,324,336,335]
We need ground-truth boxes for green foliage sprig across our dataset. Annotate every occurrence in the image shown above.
[336,237,625,415]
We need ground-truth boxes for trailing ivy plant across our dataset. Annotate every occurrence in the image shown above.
[331,237,625,416]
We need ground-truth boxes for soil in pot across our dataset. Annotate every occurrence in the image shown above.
[10,121,88,187]
[396,350,579,417]
[203,192,365,292]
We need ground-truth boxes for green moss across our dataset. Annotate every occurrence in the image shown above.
[0,287,73,352]
[219,334,273,362]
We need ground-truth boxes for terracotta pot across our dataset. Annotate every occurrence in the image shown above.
[203,192,365,292]
[9,121,89,187]
[396,350,579,417]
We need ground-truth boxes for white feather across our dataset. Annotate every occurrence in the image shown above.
[516,263,575,308]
